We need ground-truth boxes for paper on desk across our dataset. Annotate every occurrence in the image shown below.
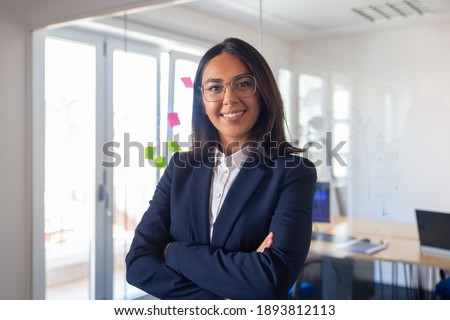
[340,239,389,254]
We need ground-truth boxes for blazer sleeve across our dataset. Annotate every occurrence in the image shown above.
[125,154,221,299]
[165,157,317,299]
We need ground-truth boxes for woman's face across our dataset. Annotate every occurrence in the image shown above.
[201,52,260,149]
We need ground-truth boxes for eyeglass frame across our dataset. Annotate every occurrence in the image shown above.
[200,74,257,102]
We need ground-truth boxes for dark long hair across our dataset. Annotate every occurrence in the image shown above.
[190,37,302,162]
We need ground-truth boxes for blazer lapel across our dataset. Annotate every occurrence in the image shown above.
[211,158,268,247]
[189,162,214,245]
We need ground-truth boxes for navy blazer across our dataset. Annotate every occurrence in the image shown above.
[126,150,317,299]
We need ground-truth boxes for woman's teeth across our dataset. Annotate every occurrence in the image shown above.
[222,111,244,118]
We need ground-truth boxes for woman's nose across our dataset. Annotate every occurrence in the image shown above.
[222,84,238,104]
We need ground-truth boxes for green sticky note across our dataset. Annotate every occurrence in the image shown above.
[145,146,156,160]
[168,141,182,153]
[154,156,167,169]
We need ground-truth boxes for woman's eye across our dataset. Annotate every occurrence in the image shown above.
[207,84,222,92]
[237,81,250,88]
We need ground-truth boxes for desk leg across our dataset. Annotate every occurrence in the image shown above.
[377,260,384,299]
[403,263,410,299]
[411,264,419,299]
[418,265,425,299]
[414,264,420,299]
[391,262,394,299]
[392,262,399,299]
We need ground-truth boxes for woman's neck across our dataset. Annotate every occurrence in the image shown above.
[220,140,244,157]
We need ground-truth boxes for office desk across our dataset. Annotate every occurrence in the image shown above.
[310,217,450,269]
[307,217,450,299]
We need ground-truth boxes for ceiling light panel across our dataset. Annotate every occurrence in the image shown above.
[353,0,434,22]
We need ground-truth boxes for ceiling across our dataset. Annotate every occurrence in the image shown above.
[125,0,450,43]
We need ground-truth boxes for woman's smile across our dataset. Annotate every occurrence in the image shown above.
[221,109,246,120]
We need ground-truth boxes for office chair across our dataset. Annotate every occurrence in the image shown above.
[436,269,450,299]
[289,257,324,299]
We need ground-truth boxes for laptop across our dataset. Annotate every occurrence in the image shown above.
[415,209,450,256]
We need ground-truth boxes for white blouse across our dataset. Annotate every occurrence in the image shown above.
[209,147,248,239]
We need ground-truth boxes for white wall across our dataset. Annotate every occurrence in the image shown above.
[295,24,450,223]
[0,0,29,300]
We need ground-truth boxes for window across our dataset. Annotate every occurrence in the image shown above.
[278,68,292,141]
[44,36,96,299]
[171,56,198,148]
[111,47,159,299]
[297,71,352,217]
[34,25,201,300]
[298,73,327,177]
[297,72,352,179]
[333,85,350,178]
[299,74,325,144]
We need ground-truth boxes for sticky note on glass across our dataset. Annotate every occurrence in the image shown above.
[168,112,180,127]
[144,146,156,160]
[181,77,193,88]
[168,141,182,153]
[154,156,167,169]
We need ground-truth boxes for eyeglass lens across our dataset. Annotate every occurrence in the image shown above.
[202,75,256,102]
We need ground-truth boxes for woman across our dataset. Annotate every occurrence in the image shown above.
[126,37,316,299]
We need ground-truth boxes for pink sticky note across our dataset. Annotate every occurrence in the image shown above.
[181,77,193,88]
[168,112,180,127]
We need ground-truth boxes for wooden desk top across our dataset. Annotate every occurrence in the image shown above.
[309,216,450,269]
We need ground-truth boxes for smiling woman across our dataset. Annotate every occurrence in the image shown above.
[125,37,317,300]
[201,53,261,153]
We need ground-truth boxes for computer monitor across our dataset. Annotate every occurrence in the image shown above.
[415,209,450,256]
[312,182,330,223]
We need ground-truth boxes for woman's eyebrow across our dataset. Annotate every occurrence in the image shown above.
[204,78,223,83]
[204,73,251,83]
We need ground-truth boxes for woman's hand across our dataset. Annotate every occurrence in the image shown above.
[256,232,274,253]
[165,232,274,259]
[163,243,171,259]
[223,232,275,299]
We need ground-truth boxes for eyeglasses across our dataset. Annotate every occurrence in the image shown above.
[201,74,257,102]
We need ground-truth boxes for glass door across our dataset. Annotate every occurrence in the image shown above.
[44,34,98,299]
[40,26,202,300]
[43,30,161,300]
[107,40,160,299]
